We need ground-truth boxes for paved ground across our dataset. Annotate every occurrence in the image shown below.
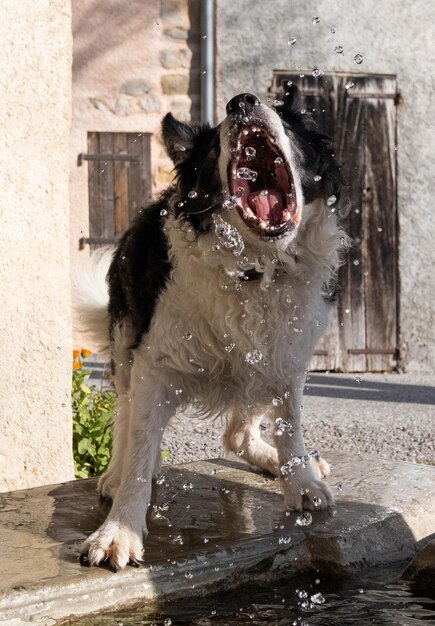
[161,372,435,468]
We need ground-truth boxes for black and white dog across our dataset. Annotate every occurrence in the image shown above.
[77,87,346,570]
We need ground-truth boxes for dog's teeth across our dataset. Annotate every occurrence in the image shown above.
[242,129,249,136]
[283,211,292,222]
[258,220,267,230]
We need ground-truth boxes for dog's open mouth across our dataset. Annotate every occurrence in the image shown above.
[228,127,298,238]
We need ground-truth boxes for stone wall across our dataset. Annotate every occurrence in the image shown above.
[70,0,201,290]
[216,0,435,373]
[0,0,74,491]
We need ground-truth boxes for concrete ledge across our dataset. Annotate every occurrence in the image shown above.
[1,453,434,625]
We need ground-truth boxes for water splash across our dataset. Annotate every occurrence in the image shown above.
[212,213,244,256]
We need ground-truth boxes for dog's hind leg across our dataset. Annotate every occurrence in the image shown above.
[82,370,176,570]
[223,409,278,476]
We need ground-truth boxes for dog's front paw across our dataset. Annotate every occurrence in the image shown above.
[81,520,144,570]
[280,468,334,512]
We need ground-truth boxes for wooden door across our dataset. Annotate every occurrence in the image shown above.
[78,132,152,249]
[271,72,399,372]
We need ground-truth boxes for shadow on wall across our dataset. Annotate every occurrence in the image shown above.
[304,375,435,405]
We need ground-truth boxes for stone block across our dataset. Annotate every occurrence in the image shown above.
[89,98,108,112]
[139,94,162,114]
[114,97,130,116]
[161,74,189,95]
[160,48,192,70]
[160,0,189,28]
[120,78,152,96]
[164,26,188,40]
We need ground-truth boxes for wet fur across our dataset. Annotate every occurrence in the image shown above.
[78,87,347,569]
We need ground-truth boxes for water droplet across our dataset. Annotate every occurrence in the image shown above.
[175,388,183,395]
[273,99,285,107]
[188,190,198,198]
[244,146,256,158]
[272,396,283,406]
[311,592,326,605]
[223,196,237,210]
[378,227,383,232]
[236,167,257,181]
[179,145,186,152]
[354,53,364,65]
[312,16,320,24]
[296,588,308,599]
[313,495,322,507]
[274,156,284,165]
[183,333,192,341]
[279,535,292,545]
[327,195,337,206]
[345,80,355,90]
[353,259,360,266]
[355,376,361,383]
[160,209,168,216]
[334,45,344,54]
[156,475,165,485]
[345,308,350,314]
[330,26,336,33]
[337,483,343,491]
[182,482,194,490]
[288,37,297,45]
[245,349,263,364]
[225,343,235,353]
[314,174,322,181]
[275,417,293,435]
[237,449,244,457]
[312,66,324,78]
[295,512,313,526]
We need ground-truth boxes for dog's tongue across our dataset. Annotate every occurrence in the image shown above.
[249,189,284,225]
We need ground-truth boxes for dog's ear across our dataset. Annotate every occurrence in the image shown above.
[282,82,302,116]
[162,113,210,166]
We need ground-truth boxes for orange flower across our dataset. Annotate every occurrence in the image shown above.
[73,360,82,370]
[73,349,80,359]
[81,348,92,358]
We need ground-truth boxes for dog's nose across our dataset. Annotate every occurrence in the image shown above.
[226,93,260,116]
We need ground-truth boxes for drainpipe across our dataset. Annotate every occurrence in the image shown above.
[200,0,215,126]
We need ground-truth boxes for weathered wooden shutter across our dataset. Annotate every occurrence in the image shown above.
[79,132,152,249]
[271,72,399,372]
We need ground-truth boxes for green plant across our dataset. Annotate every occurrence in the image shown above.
[72,350,116,479]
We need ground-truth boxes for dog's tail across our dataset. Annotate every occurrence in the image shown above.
[72,247,114,357]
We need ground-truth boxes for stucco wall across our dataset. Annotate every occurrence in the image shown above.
[70,0,200,312]
[0,0,74,490]
[216,0,435,373]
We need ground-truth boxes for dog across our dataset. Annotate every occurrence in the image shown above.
[76,86,347,570]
